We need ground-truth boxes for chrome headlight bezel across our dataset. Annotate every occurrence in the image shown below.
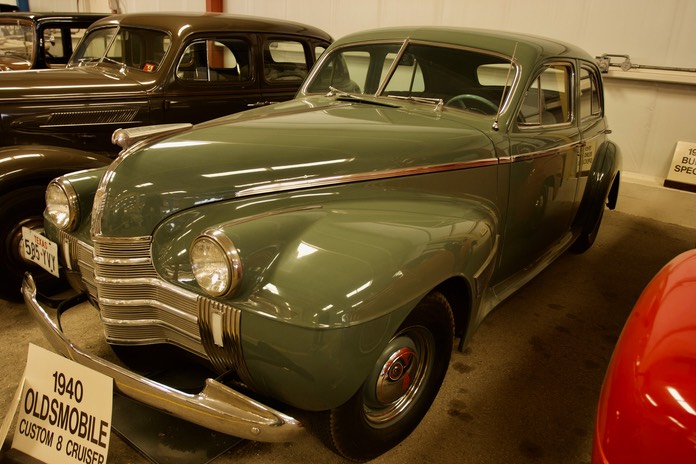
[190,230,243,298]
[45,178,79,232]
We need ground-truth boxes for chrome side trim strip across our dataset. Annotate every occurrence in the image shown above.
[22,273,304,443]
[236,158,499,197]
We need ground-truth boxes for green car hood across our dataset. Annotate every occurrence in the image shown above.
[96,97,495,237]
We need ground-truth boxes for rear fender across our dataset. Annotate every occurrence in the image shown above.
[575,140,621,227]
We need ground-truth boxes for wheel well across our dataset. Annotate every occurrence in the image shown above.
[0,177,54,200]
[434,277,472,343]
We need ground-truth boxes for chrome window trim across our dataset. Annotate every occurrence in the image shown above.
[516,60,576,131]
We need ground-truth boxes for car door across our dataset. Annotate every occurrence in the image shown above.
[162,34,261,123]
[497,60,582,280]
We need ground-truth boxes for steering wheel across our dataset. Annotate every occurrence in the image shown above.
[445,94,499,115]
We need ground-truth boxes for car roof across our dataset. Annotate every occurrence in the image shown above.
[89,12,333,42]
[0,12,107,22]
[332,26,593,63]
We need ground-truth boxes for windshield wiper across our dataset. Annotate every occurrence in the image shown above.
[326,86,401,108]
[386,95,444,111]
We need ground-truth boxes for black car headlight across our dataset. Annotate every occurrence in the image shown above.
[45,179,79,231]
[190,230,243,297]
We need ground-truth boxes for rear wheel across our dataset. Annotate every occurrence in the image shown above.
[0,186,66,301]
[318,291,454,462]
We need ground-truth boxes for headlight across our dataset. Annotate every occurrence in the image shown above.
[45,179,79,231]
[190,230,243,297]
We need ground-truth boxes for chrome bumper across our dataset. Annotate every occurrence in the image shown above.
[21,273,304,443]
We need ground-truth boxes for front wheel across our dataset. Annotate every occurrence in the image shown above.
[318,291,454,462]
[0,186,66,301]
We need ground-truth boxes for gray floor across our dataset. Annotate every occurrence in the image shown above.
[1,179,695,464]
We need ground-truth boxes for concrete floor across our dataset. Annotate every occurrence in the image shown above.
[1,178,694,464]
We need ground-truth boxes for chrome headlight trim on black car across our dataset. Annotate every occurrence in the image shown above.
[45,178,79,232]
[190,229,243,298]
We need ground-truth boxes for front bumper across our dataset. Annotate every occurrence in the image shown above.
[21,273,304,443]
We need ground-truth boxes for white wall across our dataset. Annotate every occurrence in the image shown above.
[26,0,696,181]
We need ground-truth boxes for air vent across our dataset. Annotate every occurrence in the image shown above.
[45,109,139,127]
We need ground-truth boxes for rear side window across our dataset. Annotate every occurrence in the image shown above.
[519,63,573,126]
[177,38,251,82]
[579,66,602,121]
[263,40,308,83]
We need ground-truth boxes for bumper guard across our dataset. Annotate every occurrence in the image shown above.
[21,273,304,443]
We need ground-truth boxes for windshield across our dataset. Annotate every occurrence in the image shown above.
[69,26,171,72]
[304,41,515,115]
[0,20,33,67]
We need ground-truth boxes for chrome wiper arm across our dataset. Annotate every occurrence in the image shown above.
[326,86,401,108]
[326,86,351,97]
[386,95,444,111]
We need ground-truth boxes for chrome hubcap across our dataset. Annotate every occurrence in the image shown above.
[363,328,432,426]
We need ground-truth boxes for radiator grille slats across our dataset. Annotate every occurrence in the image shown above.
[56,233,244,375]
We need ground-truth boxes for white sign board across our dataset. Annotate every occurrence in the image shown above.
[665,141,696,190]
[12,344,113,464]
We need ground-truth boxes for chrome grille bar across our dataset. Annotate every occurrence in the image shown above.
[53,234,246,377]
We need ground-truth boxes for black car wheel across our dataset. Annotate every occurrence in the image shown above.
[318,291,454,462]
[0,186,65,301]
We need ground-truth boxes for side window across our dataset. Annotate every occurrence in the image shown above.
[579,66,602,121]
[264,40,308,82]
[519,63,573,126]
[177,38,251,82]
[44,27,89,66]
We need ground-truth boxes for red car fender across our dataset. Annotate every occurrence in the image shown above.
[593,249,696,463]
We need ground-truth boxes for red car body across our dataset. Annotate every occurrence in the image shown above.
[593,249,696,463]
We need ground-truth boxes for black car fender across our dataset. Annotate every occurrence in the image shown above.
[0,144,113,196]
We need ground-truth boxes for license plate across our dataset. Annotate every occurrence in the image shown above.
[21,227,59,277]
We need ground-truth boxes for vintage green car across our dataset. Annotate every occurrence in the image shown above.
[24,26,621,461]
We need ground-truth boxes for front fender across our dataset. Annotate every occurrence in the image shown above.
[0,145,113,196]
[154,194,498,410]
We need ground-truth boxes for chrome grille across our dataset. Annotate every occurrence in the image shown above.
[54,233,247,376]
[198,298,249,377]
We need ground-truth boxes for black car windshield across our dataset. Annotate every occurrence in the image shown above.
[69,26,170,72]
[304,41,515,116]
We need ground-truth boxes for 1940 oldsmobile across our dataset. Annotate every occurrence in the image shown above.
[23,26,621,461]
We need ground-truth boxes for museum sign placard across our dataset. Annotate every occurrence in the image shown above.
[665,140,696,192]
[11,344,113,464]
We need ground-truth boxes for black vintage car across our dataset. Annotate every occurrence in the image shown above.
[0,12,332,300]
[0,12,106,70]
